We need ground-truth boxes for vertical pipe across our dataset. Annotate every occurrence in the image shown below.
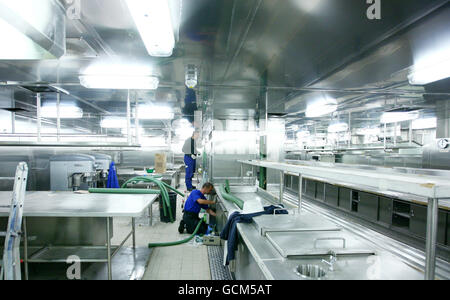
[425,198,438,280]
[279,171,284,204]
[106,217,112,280]
[134,92,139,145]
[298,174,303,213]
[36,93,42,142]
[384,123,387,149]
[56,92,61,142]
[240,163,244,182]
[127,90,132,145]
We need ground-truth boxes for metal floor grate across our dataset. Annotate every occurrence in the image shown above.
[207,246,233,280]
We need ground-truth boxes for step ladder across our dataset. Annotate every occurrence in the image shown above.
[0,162,28,280]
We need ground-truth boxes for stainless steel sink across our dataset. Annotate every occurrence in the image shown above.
[294,264,327,279]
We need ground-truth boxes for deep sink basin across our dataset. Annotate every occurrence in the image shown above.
[294,264,327,279]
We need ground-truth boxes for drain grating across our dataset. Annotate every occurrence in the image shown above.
[207,246,233,280]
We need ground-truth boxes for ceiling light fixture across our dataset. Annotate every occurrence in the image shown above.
[125,0,175,57]
[380,111,419,124]
[306,96,337,118]
[328,122,348,133]
[41,105,83,119]
[137,105,174,120]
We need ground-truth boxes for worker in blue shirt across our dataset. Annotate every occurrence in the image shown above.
[178,182,216,234]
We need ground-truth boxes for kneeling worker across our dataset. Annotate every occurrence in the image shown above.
[178,182,216,235]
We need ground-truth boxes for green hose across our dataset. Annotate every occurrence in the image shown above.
[89,188,161,194]
[219,184,245,210]
[148,215,206,248]
[161,182,185,197]
[121,176,174,222]
[225,180,231,193]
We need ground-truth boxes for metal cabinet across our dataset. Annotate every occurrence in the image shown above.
[338,187,351,211]
[379,197,393,225]
[324,184,339,207]
[316,182,325,202]
[358,192,379,221]
[409,204,446,245]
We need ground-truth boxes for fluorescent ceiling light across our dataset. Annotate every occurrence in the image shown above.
[328,122,348,133]
[408,59,450,85]
[297,131,310,139]
[355,127,380,136]
[41,105,83,119]
[137,105,174,120]
[306,96,337,118]
[412,117,437,130]
[381,111,419,124]
[125,0,175,57]
[175,126,194,138]
[101,117,127,129]
[79,75,159,90]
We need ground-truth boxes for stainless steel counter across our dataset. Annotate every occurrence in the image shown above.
[216,186,436,280]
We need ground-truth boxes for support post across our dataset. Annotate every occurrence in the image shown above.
[36,93,42,142]
[425,198,438,280]
[126,90,132,146]
[56,92,61,142]
[298,174,303,213]
[279,171,284,204]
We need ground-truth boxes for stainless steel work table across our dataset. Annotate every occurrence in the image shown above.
[0,191,157,280]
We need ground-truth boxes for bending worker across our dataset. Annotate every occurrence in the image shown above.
[178,183,217,235]
[182,131,199,191]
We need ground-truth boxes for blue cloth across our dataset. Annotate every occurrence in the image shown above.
[220,205,288,265]
[184,154,196,190]
[106,162,120,189]
[184,189,208,214]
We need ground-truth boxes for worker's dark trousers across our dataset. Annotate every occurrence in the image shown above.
[183,211,208,235]
[184,154,196,190]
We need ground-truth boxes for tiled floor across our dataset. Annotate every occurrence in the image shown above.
[111,181,212,280]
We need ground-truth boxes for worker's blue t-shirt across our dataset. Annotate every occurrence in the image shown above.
[184,190,208,214]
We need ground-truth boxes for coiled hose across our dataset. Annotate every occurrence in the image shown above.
[148,215,206,248]
[120,176,185,223]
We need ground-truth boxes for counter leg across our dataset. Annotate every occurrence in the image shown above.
[132,217,136,249]
[23,217,28,280]
[279,171,284,204]
[149,205,153,226]
[106,217,112,280]
[298,174,303,213]
[425,198,438,280]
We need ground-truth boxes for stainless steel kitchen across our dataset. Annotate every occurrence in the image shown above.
[0,0,449,283]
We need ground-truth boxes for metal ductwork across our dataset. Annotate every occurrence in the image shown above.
[0,0,66,59]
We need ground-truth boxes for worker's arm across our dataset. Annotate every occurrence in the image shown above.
[207,208,217,217]
[197,198,215,206]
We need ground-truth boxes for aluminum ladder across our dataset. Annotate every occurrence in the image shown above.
[0,162,28,280]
